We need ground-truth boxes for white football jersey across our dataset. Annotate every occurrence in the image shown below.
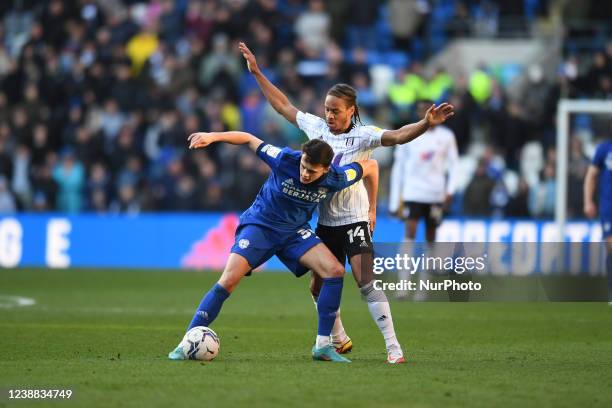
[389,125,459,209]
[296,111,386,226]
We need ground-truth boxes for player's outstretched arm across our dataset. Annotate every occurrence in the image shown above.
[238,42,298,125]
[188,131,263,152]
[584,165,600,218]
[381,103,455,146]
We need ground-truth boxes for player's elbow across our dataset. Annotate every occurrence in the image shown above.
[363,159,379,179]
[278,105,298,123]
[381,134,397,147]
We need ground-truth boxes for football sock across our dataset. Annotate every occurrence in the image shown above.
[331,311,348,342]
[316,335,330,348]
[361,281,401,351]
[312,294,347,343]
[187,283,230,330]
[316,277,344,347]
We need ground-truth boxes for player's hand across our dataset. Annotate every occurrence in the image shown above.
[368,209,377,236]
[188,132,215,149]
[238,42,259,74]
[425,102,455,126]
[584,201,597,218]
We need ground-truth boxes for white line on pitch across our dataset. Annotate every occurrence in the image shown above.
[0,295,36,309]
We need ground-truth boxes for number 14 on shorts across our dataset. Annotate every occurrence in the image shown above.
[347,226,366,243]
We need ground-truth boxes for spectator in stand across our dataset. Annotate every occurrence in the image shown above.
[30,163,58,212]
[0,0,605,217]
[294,0,330,57]
[110,183,141,215]
[0,175,17,213]
[529,162,556,219]
[11,145,31,209]
[388,0,429,52]
[53,149,85,213]
[506,178,531,218]
[463,157,496,216]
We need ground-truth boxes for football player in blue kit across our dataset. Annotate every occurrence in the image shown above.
[584,140,612,303]
[168,130,378,362]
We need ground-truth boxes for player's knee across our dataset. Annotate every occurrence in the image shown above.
[328,262,345,278]
[218,270,243,293]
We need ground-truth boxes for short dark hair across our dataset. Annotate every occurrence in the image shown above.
[301,139,334,167]
[327,83,362,125]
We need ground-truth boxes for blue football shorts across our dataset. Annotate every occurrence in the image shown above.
[230,224,321,276]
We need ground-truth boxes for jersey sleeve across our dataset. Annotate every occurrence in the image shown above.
[296,111,326,140]
[256,143,287,170]
[326,162,364,192]
[592,143,607,169]
[362,125,387,149]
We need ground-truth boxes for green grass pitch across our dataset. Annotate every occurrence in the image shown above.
[1,269,611,408]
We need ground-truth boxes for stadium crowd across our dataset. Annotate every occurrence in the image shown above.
[0,0,610,219]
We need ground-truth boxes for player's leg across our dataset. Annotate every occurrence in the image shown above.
[345,222,405,363]
[312,224,351,353]
[398,202,421,299]
[413,203,443,301]
[168,253,252,360]
[277,229,350,362]
[169,225,272,360]
[187,253,251,330]
[300,243,344,348]
[424,203,443,244]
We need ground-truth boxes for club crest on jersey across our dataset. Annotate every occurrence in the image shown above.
[420,151,434,161]
[345,137,354,147]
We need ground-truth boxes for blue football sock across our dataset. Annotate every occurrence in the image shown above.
[317,277,344,336]
[187,283,230,330]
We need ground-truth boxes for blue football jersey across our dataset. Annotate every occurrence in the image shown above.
[592,141,612,216]
[238,143,364,233]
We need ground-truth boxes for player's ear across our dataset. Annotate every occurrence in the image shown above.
[348,104,355,117]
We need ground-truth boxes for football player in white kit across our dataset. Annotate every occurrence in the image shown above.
[389,100,460,299]
[239,42,454,363]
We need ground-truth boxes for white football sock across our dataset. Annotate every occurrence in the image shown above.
[316,335,331,348]
[361,281,401,351]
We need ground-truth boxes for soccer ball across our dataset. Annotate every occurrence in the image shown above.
[181,326,220,361]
